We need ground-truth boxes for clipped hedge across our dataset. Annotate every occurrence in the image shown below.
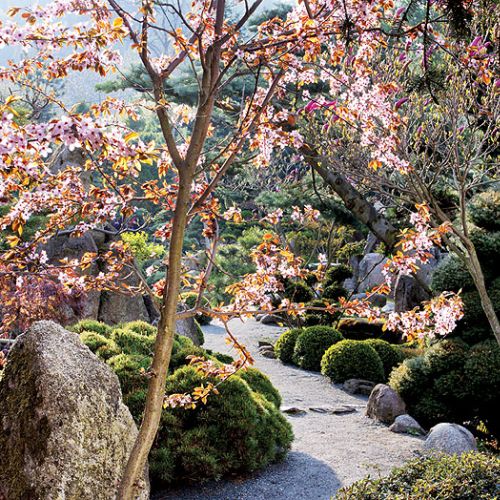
[336,452,500,500]
[293,326,344,371]
[274,328,302,364]
[321,339,384,383]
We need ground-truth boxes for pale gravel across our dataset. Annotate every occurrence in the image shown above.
[155,319,423,500]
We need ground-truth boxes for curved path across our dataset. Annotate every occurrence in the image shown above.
[156,319,423,500]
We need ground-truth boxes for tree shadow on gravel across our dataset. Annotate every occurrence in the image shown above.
[154,451,341,500]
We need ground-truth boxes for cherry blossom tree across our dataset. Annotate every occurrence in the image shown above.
[0,0,483,496]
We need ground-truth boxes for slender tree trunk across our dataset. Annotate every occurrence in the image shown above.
[117,173,193,499]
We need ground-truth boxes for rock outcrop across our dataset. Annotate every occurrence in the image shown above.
[0,321,149,500]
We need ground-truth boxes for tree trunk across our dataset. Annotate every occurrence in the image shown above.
[306,154,398,249]
[117,176,193,499]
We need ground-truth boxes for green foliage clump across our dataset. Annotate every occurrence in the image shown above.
[469,190,500,231]
[364,339,403,379]
[124,320,157,337]
[274,328,302,364]
[111,328,155,356]
[431,255,475,293]
[181,292,212,325]
[121,231,165,265]
[152,366,292,485]
[336,452,500,500]
[293,326,344,371]
[236,367,282,408]
[323,264,352,287]
[284,280,314,303]
[322,284,346,301]
[390,338,500,432]
[321,339,384,383]
[79,319,290,485]
[70,319,112,337]
[303,299,340,326]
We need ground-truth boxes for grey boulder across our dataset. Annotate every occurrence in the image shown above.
[0,321,149,500]
[389,414,425,435]
[366,384,406,424]
[343,378,376,396]
[424,423,477,455]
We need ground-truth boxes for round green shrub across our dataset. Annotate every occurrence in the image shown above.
[284,280,314,303]
[323,264,352,288]
[322,284,346,301]
[336,452,500,500]
[469,190,500,231]
[321,339,384,383]
[464,340,500,434]
[237,367,282,408]
[150,366,293,485]
[470,229,500,268]
[274,328,302,364]
[364,339,403,378]
[431,255,474,293]
[389,355,431,401]
[181,292,212,325]
[107,354,151,394]
[424,338,469,375]
[70,319,112,337]
[293,326,344,371]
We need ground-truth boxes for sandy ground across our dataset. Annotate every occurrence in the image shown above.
[156,319,423,500]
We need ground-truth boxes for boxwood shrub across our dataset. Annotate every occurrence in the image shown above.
[321,339,384,383]
[336,452,500,500]
[293,326,344,371]
[274,328,302,364]
[365,339,403,379]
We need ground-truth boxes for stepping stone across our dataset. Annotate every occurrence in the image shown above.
[282,407,307,416]
[308,405,357,415]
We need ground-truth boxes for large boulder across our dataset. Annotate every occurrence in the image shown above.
[357,253,391,293]
[175,317,203,346]
[0,321,149,500]
[366,384,406,424]
[424,423,477,455]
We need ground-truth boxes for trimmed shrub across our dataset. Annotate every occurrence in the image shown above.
[80,320,291,485]
[293,326,344,371]
[321,339,384,383]
[193,320,205,346]
[274,328,301,364]
[151,366,293,485]
[181,292,212,325]
[237,367,282,408]
[70,319,112,337]
[336,452,500,500]
[323,264,352,288]
[364,339,403,378]
[389,338,500,431]
[284,280,314,303]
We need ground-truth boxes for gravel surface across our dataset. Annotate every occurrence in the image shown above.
[155,319,423,500]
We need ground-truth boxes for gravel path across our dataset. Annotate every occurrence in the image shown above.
[156,319,423,500]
